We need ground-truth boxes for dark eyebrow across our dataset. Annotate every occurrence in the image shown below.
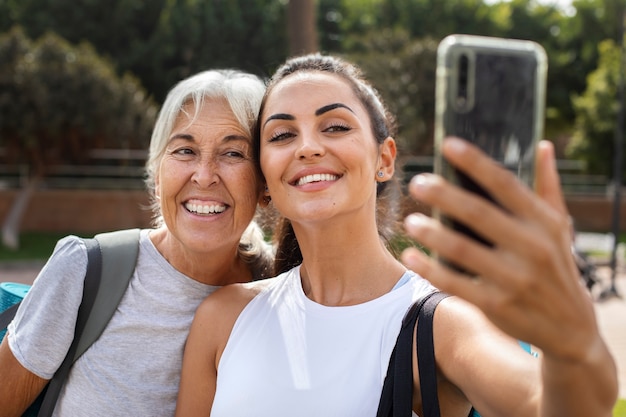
[315,103,354,116]
[263,113,294,128]
[263,103,354,128]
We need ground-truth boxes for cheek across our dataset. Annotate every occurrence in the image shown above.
[259,150,284,185]
[159,159,190,191]
[233,165,262,204]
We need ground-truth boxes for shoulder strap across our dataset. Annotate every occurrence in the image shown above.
[37,237,103,416]
[0,302,20,331]
[72,228,140,361]
[376,291,449,417]
[416,291,449,417]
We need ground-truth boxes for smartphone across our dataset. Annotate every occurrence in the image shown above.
[433,34,547,272]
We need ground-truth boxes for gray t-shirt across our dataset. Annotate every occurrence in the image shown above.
[8,229,218,416]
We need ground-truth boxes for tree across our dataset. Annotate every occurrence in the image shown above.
[0,0,289,102]
[345,30,438,157]
[567,38,625,179]
[0,27,158,248]
[288,0,319,55]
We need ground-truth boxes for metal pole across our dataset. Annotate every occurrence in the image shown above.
[601,9,625,300]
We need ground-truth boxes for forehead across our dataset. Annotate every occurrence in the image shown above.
[174,98,246,135]
[263,72,363,116]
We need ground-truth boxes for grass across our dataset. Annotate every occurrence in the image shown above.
[0,231,74,261]
[615,398,626,417]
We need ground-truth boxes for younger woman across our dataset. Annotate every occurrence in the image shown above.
[175,54,617,417]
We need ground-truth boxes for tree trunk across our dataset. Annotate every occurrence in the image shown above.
[2,176,41,250]
[287,0,319,56]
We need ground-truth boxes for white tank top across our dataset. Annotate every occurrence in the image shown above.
[212,265,435,417]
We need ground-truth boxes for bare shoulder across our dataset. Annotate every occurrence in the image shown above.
[432,296,512,355]
[195,278,275,324]
[429,296,538,413]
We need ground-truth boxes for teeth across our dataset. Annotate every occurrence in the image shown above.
[185,202,226,215]
[297,173,338,186]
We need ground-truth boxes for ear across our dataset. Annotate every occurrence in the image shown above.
[376,137,397,181]
[258,183,271,208]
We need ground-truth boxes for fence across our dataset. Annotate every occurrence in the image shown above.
[0,149,147,191]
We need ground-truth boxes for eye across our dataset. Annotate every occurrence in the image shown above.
[171,147,195,156]
[224,148,251,159]
[324,122,351,133]
[267,129,295,143]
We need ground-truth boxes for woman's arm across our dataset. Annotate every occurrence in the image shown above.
[0,336,48,417]
[175,282,267,417]
[403,138,618,417]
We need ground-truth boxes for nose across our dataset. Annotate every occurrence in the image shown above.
[296,132,325,160]
[192,159,219,188]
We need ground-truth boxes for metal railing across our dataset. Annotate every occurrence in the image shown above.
[0,149,148,190]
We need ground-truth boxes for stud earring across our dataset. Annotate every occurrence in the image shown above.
[377,171,384,178]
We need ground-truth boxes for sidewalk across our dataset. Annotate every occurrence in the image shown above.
[591,266,626,399]
[1,261,625,399]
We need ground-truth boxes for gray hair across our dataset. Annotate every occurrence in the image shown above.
[145,69,273,278]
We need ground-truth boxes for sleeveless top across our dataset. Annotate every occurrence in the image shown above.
[211,265,435,417]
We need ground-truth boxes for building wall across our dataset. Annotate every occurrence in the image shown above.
[0,190,153,234]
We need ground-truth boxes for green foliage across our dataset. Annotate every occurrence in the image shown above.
[345,30,438,156]
[329,0,496,40]
[615,398,626,417]
[152,0,287,90]
[320,0,595,138]
[0,0,288,103]
[567,39,624,179]
[0,26,158,176]
[1,0,625,167]
[544,0,626,127]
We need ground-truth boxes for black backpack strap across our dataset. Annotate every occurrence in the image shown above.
[0,302,20,331]
[72,228,140,361]
[417,291,450,417]
[37,237,103,417]
[376,291,446,417]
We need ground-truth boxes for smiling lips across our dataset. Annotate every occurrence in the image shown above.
[184,201,227,215]
[295,173,339,186]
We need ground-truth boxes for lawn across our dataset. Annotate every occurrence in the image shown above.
[0,231,74,261]
[616,398,626,417]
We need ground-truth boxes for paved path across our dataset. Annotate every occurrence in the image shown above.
[591,267,626,400]
[1,261,625,400]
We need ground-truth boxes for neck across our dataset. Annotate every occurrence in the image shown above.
[149,228,252,286]
[292,212,406,306]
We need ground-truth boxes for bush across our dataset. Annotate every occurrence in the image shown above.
[0,26,158,175]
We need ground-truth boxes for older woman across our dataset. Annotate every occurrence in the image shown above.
[0,69,273,416]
